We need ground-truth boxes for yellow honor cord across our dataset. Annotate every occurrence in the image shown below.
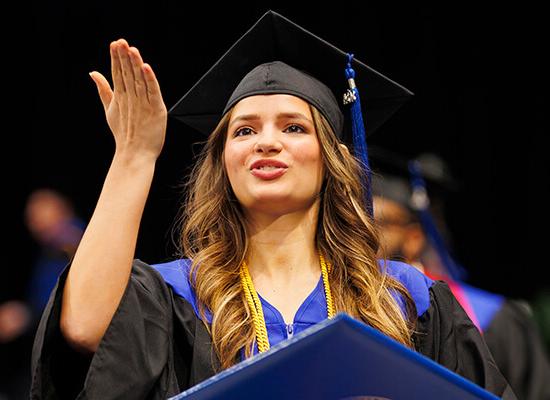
[319,254,336,318]
[240,254,335,353]
[240,261,271,353]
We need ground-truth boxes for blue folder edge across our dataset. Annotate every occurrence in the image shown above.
[170,313,499,399]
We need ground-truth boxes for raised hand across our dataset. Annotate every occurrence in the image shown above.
[89,39,167,162]
[59,40,168,354]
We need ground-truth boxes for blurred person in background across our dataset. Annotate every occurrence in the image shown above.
[0,189,84,399]
[23,189,85,321]
[0,300,32,399]
[371,150,550,400]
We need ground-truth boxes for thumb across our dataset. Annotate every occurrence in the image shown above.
[89,71,113,111]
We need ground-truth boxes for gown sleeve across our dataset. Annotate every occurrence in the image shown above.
[414,280,518,400]
[484,299,550,400]
[29,259,192,400]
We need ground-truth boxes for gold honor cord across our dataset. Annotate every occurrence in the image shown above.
[240,254,336,353]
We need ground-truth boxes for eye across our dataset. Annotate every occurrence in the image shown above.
[284,124,306,134]
[233,127,255,137]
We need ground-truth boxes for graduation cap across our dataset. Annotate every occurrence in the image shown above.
[168,10,413,213]
[169,10,413,139]
[369,146,459,195]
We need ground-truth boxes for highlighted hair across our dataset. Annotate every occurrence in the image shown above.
[178,105,416,370]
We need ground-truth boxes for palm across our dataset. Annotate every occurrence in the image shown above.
[90,39,167,160]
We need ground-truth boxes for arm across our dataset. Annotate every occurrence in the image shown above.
[59,39,167,354]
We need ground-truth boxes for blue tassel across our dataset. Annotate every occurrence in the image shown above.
[408,160,467,281]
[344,54,372,216]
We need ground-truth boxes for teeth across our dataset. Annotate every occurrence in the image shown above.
[257,166,280,170]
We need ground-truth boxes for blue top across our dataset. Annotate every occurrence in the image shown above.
[151,258,434,353]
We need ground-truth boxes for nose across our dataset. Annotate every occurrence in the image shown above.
[253,126,283,154]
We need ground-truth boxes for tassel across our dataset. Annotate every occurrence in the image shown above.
[344,54,372,216]
[408,160,467,281]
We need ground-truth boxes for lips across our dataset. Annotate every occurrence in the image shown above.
[250,159,288,170]
[250,159,288,180]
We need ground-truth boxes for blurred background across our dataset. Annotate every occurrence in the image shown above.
[3,2,548,399]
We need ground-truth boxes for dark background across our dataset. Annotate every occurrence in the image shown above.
[7,2,548,302]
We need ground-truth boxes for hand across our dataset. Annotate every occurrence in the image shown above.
[89,39,167,161]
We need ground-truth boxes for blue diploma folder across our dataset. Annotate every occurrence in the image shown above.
[170,313,500,400]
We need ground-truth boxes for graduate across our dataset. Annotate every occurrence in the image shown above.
[30,11,516,399]
[371,151,550,400]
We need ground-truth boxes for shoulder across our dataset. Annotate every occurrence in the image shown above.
[486,297,537,334]
[458,281,505,331]
[146,259,193,293]
[146,258,194,301]
[145,258,209,322]
[130,259,177,295]
[378,259,435,317]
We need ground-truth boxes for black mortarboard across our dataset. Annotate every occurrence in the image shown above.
[168,10,413,141]
[369,146,459,194]
[371,173,415,213]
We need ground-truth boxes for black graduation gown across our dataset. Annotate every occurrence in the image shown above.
[484,299,550,400]
[428,273,550,400]
[29,259,516,399]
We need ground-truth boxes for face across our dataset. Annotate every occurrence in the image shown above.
[224,94,324,216]
[25,191,72,244]
[373,196,411,258]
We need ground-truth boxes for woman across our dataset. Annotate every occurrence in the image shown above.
[30,30,515,400]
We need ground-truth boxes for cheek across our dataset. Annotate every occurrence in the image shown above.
[294,141,323,175]
[224,143,247,182]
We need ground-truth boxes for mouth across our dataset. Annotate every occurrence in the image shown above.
[249,159,289,170]
[249,159,289,180]
[250,165,288,180]
[252,165,285,171]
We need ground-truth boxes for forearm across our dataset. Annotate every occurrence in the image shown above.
[60,153,156,353]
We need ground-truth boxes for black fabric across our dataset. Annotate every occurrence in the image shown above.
[30,260,218,400]
[222,61,344,138]
[30,261,515,399]
[414,280,516,399]
[484,299,550,400]
[168,10,413,141]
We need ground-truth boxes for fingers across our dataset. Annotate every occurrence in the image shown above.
[128,47,147,100]
[142,63,165,110]
[89,71,113,112]
[110,40,126,94]
[109,40,161,105]
[116,40,137,98]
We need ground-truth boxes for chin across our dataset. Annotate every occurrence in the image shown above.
[250,190,293,205]
[244,192,319,214]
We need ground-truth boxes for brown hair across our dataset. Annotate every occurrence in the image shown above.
[179,104,416,370]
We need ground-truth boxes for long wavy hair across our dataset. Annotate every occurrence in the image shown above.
[178,103,416,370]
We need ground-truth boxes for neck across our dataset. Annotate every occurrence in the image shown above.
[245,200,320,284]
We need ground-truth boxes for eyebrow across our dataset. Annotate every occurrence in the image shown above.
[228,112,313,128]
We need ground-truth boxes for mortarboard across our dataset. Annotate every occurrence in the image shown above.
[169,10,413,213]
[369,146,459,193]
[169,10,413,140]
